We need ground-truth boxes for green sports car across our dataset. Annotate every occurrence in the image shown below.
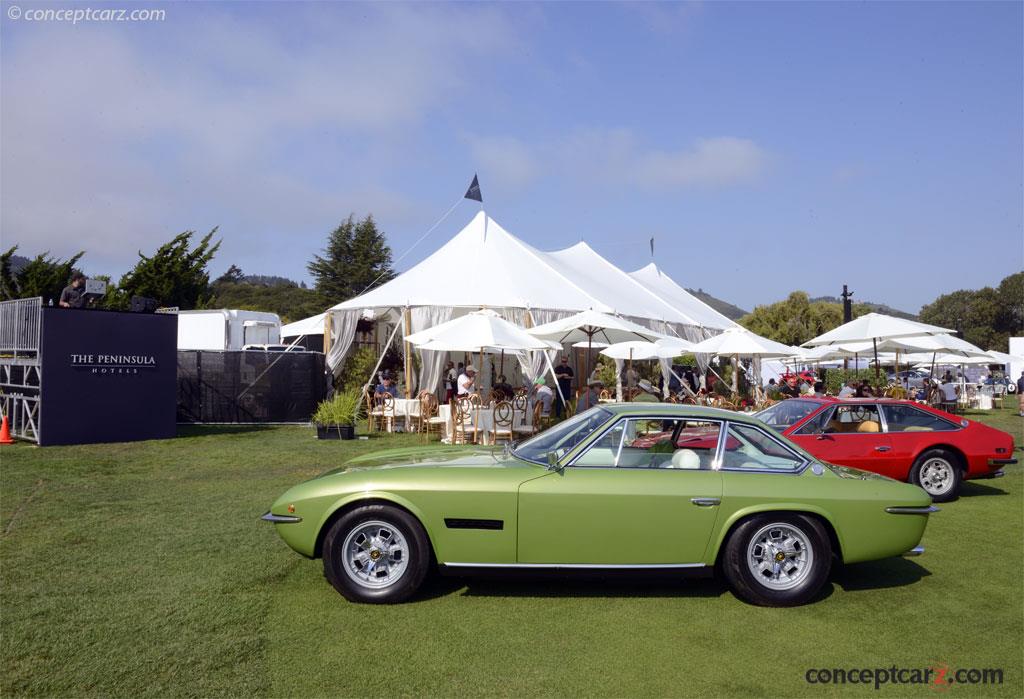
[262,404,936,606]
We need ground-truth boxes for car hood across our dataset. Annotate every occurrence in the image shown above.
[313,445,530,479]
[823,462,896,481]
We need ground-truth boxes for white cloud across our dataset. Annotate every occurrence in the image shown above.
[0,4,518,276]
[464,135,540,191]
[559,129,769,190]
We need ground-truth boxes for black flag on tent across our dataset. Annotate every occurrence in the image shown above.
[464,174,483,203]
[649,237,655,257]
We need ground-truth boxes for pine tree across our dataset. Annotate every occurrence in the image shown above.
[307,214,395,301]
[0,246,85,304]
[107,230,220,310]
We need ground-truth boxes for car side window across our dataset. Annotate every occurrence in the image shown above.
[571,418,720,469]
[881,404,957,432]
[820,404,882,434]
[793,407,833,435]
[720,424,805,472]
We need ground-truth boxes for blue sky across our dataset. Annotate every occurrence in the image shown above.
[2,1,1021,313]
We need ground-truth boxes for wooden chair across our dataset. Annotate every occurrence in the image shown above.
[371,392,396,432]
[491,401,515,444]
[992,384,1005,409]
[418,392,446,441]
[452,397,479,445]
[531,401,544,435]
[599,389,611,401]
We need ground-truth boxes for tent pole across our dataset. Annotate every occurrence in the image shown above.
[403,307,413,398]
[732,353,739,397]
[500,349,505,377]
[628,348,633,401]
[873,338,879,380]
[324,311,333,355]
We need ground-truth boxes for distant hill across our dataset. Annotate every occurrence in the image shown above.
[686,288,748,321]
[810,296,918,320]
[7,254,30,274]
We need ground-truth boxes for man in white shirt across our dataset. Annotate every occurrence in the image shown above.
[837,380,857,399]
[458,365,476,396]
[940,381,959,403]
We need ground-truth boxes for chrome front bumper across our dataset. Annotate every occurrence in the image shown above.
[903,546,925,557]
[260,511,302,524]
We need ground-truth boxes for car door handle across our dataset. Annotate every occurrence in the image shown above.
[691,498,721,507]
[874,446,891,452]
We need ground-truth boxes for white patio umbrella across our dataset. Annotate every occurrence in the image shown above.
[985,350,1023,366]
[404,309,564,403]
[689,328,797,394]
[803,313,954,378]
[528,310,665,392]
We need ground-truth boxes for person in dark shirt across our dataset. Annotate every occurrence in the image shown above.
[375,374,398,398]
[59,272,87,308]
[1017,371,1024,417]
[553,355,574,418]
[779,377,800,398]
[493,375,514,401]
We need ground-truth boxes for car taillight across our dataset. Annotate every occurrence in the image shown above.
[995,447,1006,454]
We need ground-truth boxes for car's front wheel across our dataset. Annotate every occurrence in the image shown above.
[911,449,961,502]
[722,514,832,607]
[322,504,430,603]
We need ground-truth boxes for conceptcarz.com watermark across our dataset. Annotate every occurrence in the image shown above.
[805,665,1005,691]
[6,5,166,24]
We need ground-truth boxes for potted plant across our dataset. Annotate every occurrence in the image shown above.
[312,390,363,440]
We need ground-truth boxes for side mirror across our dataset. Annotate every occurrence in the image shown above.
[546,451,564,472]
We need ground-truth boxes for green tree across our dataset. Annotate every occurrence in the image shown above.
[107,230,220,310]
[211,282,329,324]
[739,291,870,346]
[0,246,85,303]
[919,273,1022,352]
[307,214,395,302]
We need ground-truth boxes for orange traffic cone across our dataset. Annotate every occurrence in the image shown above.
[0,415,14,445]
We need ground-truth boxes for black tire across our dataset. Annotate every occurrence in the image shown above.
[911,448,962,502]
[322,504,431,604]
[722,513,832,607]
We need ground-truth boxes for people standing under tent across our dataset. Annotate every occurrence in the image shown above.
[577,379,603,411]
[444,361,457,404]
[530,376,554,416]
[457,364,476,397]
[634,379,661,403]
[837,380,857,399]
[553,355,574,418]
[625,365,639,391]
[780,376,800,398]
[1017,371,1024,417]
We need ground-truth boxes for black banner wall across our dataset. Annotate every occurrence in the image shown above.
[176,350,326,423]
[39,308,178,446]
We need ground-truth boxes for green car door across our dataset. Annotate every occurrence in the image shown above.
[516,417,725,565]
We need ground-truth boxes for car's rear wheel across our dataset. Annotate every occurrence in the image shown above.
[911,449,961,502]
[722,514,831,607]
[322,504,430,603]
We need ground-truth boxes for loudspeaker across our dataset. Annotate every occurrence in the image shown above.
[129,296,158,313]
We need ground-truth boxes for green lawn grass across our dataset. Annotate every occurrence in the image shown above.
[2,410,1022,697]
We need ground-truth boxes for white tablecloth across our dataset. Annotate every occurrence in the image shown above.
[373,398,420,432]
[438,404,532,445]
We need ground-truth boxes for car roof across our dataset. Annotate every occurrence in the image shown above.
[599,402,764,425]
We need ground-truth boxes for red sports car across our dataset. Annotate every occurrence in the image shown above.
[755,397,1016,502]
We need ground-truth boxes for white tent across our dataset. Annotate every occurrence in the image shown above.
[629,263,738,331]
[803,313,954,347]
[281,312,325,338]
[322,211,733,396]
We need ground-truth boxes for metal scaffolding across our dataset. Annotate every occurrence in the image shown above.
[0,297,42,443]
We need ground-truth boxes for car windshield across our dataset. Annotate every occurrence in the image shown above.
[754,400,820,431]
[513,407,612,465]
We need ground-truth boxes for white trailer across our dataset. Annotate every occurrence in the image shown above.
[176,309,281,350]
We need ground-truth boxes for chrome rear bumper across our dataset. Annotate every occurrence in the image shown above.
[903,546,925,557]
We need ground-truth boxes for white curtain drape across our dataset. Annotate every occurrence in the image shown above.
[326,309,361,379]
[408,306,454,398]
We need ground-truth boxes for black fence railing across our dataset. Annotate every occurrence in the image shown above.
[177,350,327,423]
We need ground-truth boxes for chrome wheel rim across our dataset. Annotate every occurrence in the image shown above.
[342,520,408,589]
[919,458,954,496]
[747,523,814,591]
